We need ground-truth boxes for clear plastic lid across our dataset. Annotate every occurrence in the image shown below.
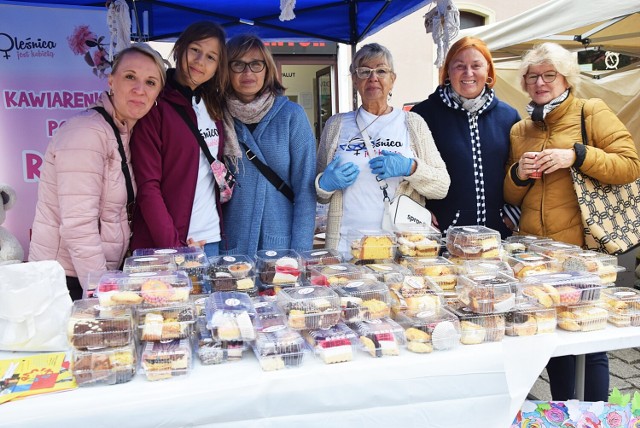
[136,303,196,341]
[72,342,137,386]
[252,327,306,370]
[393,225,442,258]
[528,241,581,261]
[308,263,365,286]
[122,254,177,273]
[504,302,557,336]
[521,271,603,306]
[206,255,257,294]
[205,310,257,341]
[68,299,133,349]
[349,317,405,357]
[562,251,624,284]
[85,270,120,299]
[255,249,303,287]
[445,226,501,259]
[252,296,288,332]
[447,300,506,344]
[601,288,640,327]
[388,276,445,317]
[348,229,397,262]
[197,338,246,365]
[140,338,193,381]
[456,272,518,314]
[506,252,556,279]
[205,291,256,314]
[132,247,208,270]
[334,278,391,321]
[299,249,343,268]
[460,260,514,276]
[557,304,608,332]
[395,307,461,352]
[95,271,192,307]
[361,263,411,286]
[304,323,358,364]
[404,257,458,292]
[504,235,553,254]
[276,286,341,330]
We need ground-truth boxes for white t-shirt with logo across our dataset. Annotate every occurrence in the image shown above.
[336,107,411,252]
[187,97,221,244]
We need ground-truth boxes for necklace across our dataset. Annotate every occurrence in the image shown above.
[356,106,390,138]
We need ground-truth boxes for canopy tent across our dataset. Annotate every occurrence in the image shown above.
[1,0,433,44]
[459,0,640,152]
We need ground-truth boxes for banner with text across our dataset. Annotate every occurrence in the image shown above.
[0,3,110,258]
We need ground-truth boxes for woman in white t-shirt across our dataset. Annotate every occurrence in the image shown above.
[316,43,451,253]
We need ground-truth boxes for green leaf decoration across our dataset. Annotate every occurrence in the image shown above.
[608,388,631,407]
[537,402,551,411]
[632,391,640,415]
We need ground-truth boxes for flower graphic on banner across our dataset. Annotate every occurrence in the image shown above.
[67,25,111,78]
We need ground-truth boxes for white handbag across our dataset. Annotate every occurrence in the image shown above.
[0,260,72,351]
[357,111,433,231]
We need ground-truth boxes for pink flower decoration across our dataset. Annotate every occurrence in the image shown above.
[630,417,640,428]
[67,25,96,55]
[605,412,622,428]
[93,49,108,67]
[576,412,602,428]
[545,407,567,424]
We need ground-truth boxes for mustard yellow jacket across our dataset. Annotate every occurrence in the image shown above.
[504,93,640,246]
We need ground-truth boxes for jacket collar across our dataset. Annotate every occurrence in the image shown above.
[167,68,202,103]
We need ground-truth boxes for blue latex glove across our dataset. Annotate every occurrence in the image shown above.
[368,150,413,180]
[319,157,360,192]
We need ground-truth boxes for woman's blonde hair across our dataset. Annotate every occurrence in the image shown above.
[519,42,581,91]
[112,43,167,87]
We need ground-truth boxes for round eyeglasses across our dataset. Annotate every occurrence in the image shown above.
[524,71,558,85]
[230,60,266,73]
[354,66,392,80]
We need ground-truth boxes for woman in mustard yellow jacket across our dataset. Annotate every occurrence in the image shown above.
[504,42,640,402]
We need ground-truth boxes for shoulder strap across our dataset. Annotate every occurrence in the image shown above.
[355,109,390,201]
[91,106,134,216]
[166,101,215,164]
[239,141,294,202]
[580,105,588,146]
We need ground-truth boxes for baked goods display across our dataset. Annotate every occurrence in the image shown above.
[505,303,557,336]
[308,263,365,286]
[503,235,552,255]
[334,278,392,321]
[361,263,411,288]
[521,272,603,306]
[255,249,303,292]
[562,251,622,285]
[299,249,343,279]
[445,226,501,259]
[506,252,555,279]
[252,326,306,371]
[405,257,458,292]
[456,272,518,313]
[122,254,177,274]
[304,323,358,364]
[349,318,405,358]
[68,299,133,349]
[348,230,396,263]
[395,307,461,352]
[140,338,192,381]
[276,286,341,330]
[393,225,442,258]
[600,287,640,327]
[448,300,506,344]
[72,343,137,386]
[137,303,196,341]
[388,275,444,317]
[132,247,209,294]
[557,305,609,332]
[207,255,258,295]
[460,260,514,277]
[205,292,257,343]
[528,241,581,271]
[96,271,192,307]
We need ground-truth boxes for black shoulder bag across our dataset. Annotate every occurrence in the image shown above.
[239,141,294,202]
[92,106,134,222]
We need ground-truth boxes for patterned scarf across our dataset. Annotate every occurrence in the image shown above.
[440,84,495,226]
[526,89,569,122]
[223,92,275,172]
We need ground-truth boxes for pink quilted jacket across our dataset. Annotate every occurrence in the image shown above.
[29,92,135,288]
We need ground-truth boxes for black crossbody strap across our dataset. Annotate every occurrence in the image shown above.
[91,106,134,212]
[167,101,216,164]
[240,141,294,202]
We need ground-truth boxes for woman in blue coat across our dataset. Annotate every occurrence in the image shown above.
[221,34,316,256]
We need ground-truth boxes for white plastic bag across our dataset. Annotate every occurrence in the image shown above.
[0,260,72,351]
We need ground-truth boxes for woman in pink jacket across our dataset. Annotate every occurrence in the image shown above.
[29,43,166,300]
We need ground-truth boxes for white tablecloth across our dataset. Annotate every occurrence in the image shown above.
[1,325,640,428]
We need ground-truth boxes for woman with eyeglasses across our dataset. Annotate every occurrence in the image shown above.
[411,37,521,239]
[220,34,316,256]
[505,42,640,402]
[316,43,450,253]
[130,22,238,259]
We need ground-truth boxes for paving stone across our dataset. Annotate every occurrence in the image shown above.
[609,348,640,365]
[627,377,640,390]
[529,376,552,401]
[609,376,632,391]
[609,358,640,379]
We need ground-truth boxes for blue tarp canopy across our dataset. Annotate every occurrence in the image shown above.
[2,0,433,43]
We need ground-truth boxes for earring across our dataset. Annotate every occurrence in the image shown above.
[444,78,451,86]
[486,77,494,85]
[388,91,393,98]
[154,100,158,107]
[109,89,113,96]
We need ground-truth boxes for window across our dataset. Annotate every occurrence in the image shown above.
[460,11,485,30]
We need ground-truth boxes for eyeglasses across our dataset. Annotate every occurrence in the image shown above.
[354,67,392,80]
[524,71,558,85]
[230,60,266,73]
